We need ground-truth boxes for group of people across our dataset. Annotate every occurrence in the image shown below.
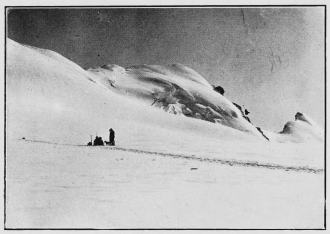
[88,128,115,146]
[93,136,104,146]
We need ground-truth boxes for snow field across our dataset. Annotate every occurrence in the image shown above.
[6,140,324,228]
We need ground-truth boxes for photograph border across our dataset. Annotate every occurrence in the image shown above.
[3,4,327,230]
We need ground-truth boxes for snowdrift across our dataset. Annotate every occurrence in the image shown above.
[6,39,265,147]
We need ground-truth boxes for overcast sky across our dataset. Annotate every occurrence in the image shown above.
[7,7,325,131]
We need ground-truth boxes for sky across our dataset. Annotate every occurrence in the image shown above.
[7,7,325,131]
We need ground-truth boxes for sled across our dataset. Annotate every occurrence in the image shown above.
[105,141,115,146]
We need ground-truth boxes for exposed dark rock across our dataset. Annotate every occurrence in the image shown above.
[233,102,243,113]
[213,85,225,95]
[256,127,269,141]
[233,102,252,123]
[243,116,251,123]
[295,112,303,121]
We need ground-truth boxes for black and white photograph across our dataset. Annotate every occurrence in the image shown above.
[4,3,326,230]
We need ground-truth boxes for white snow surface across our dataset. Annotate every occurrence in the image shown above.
[88,63,263,135]
[6,140,324,228]
[277,112,324,143]
[5,39,325,228]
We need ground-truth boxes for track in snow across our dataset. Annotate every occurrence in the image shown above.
[99,145,323,174]
[18,139,323,174]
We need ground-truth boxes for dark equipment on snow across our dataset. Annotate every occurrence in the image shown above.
[93,136,104,146]
[87,135,93,146]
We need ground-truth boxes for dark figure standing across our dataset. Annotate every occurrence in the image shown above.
[109,128,115,146]
[93,136,98,146]
[99,137,104,145]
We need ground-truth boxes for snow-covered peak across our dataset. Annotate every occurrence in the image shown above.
[295,112,317,126]
[278,112,323,143]
[88,62,265,136]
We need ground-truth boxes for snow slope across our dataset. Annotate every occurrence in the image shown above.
[87,63,263,135]
[87,63,325,144]
[7,39,268,146]
[7,39,323,145]
[6,38,324,164]
[5,39,325,229]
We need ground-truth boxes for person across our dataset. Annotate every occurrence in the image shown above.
[99,137,104,145]
[109,128,115,145]
[93,136,99,146]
